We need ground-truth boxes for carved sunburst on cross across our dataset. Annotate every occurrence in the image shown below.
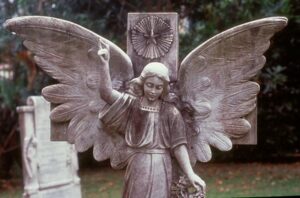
[131,15,174,59]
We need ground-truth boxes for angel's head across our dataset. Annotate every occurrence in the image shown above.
[127,62,170,101]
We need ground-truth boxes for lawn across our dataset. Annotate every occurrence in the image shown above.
[1,162,299,197]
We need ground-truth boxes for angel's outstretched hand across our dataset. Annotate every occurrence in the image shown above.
[188,173,206,196]
[97,39,110,65]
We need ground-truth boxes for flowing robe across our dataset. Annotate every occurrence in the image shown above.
[101,93,187,198]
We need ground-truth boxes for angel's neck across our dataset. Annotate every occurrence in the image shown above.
[140,96,161,111]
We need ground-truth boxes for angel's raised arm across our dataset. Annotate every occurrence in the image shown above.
[95,41,122,104]
[4,16,133,155]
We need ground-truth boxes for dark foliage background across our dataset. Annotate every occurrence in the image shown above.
[0,0,299,174]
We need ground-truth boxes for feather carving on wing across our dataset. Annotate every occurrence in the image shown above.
[5,15,287,167]
[178,17,287,162]
[4,16,133,163]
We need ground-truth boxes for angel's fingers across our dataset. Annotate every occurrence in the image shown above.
[103,41,109,51]
[193,182,200,191]
[98,39,109,50]
[194,181,206,193]
[98,49,108,56]
[98,39,106,50]
[194,183,206,198]
[98,39,103,49]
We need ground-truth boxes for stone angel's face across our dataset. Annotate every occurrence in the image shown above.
[143,76,164,102]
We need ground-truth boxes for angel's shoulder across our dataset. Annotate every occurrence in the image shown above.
[161,101,181,117]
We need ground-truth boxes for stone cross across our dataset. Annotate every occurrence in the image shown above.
[127,13,178,82]
[126,12,256,144]
[47,12,256,145]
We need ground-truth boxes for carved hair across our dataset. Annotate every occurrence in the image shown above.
[126,62,170,99]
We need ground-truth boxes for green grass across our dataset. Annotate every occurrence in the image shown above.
[197,163,300,197]
[80,168,124,198]
[1,162,300,198]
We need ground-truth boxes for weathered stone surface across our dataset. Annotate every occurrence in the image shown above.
[17,96,81,198]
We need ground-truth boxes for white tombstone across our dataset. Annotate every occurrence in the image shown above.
[17,96,81,198]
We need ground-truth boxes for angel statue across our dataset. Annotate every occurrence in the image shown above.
[4,15,287,198]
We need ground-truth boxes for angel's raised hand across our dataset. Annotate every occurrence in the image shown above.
[97,39,110,65]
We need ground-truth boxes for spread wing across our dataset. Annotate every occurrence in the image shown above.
[4,16,134,162]
[178,17,287,162]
